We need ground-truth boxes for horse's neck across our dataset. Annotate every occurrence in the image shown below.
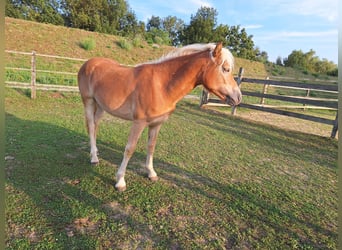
[160,53,207,102]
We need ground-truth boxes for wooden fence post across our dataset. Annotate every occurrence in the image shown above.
[303,89,310,110]
[31,51,36,99]
[330,113,338,138]
[231,67,244,115]
[260,76,269,105]
[199,89,209,107]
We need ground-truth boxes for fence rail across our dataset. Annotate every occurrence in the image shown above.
[5,50,86,98]
[200,67,338,138]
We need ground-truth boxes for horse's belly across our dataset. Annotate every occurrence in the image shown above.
[103,101,135,121]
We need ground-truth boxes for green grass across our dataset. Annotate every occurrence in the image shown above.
[5,88,337,249]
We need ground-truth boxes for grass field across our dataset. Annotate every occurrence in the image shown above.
[5,88,337,249]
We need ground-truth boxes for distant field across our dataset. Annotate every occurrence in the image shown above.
[5,89,337,249]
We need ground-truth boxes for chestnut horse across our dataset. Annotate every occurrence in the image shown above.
[78,42,242,191]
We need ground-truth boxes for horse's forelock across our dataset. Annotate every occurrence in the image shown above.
[221,48,234,70]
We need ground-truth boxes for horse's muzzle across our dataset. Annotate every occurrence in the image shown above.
[226,93,242,106]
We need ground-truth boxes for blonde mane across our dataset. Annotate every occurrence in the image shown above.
[144,43,234,70]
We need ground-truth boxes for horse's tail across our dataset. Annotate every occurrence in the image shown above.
[78,59,104,161]
[78,59,94,101]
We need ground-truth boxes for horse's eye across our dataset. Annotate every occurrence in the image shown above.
[222,66,230,73]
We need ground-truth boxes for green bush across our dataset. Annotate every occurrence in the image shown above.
[327,68,338,77]
[79,37,96,51]
[132,35,144,48]
[117,39,132,50]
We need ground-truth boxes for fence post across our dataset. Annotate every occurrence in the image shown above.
[199,89,209,107]
[303,89,310,111]
[30,51,36,99]
[330,113,338,138]
[231,67,244,115]
[260,76,269,105]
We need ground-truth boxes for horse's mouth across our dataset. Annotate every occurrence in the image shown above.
[225,95,241,106]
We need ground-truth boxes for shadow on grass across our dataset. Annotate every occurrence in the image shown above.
[5,104,337,249]
[5,113,165,248]
[176,101,337,169]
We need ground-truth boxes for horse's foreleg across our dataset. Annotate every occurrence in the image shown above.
[146,124,162,181]
[115,121,146,191]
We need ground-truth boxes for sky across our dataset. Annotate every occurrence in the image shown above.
[127,0,338,64]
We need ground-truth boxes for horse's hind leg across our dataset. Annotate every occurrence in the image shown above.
[84,98,104,164]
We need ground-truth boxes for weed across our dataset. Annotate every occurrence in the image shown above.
[116,39,132,51]
[79,37,96,51]
[132,36,144,48]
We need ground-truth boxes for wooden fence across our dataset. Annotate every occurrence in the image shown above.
[200,68,338,138]
[5,50,86,98]
[6,52,338,138]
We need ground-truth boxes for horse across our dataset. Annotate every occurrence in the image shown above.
[78,42,242,191]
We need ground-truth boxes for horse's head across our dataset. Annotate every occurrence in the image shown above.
[203,42,242,106]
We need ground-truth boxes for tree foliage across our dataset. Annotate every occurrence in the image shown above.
[181,7,217,44]
[6,0,64,25]
[180,7,266,61]
[5,2,336,75]
[283,49,337,75]
[161,16,185,46]
[145,15,184,45]
[225,25,257,60]
[61,0,142,36]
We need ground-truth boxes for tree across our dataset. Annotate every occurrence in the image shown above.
[145,15,184,46]
[145,27,170,45]
[100,0,129,34]
[254,47,268,63]
[61,0,137,36]
[119,10,143,37]
[6,0,64,25]
[162,16,185,46]
[284,49,337,75]
[212,24,229,44]
[62,0,104,31]
[147,15,162,31]
[276,56,283,66]
[284,50,306,69]
[179,7,260,60]
[225,25,256,60]
[181,6,218,44]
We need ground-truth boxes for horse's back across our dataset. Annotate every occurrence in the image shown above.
[78,58,120,83]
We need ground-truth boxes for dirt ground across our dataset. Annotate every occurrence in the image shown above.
[235,110,337,139]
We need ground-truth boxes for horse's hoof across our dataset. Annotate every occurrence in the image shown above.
[149,176,159,182]
[115,185,127,192]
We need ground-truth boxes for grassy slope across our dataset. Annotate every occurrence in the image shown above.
[5,17,171,65]
[5,17,267,77]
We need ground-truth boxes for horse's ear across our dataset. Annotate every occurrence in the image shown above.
[212,42,223,58]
